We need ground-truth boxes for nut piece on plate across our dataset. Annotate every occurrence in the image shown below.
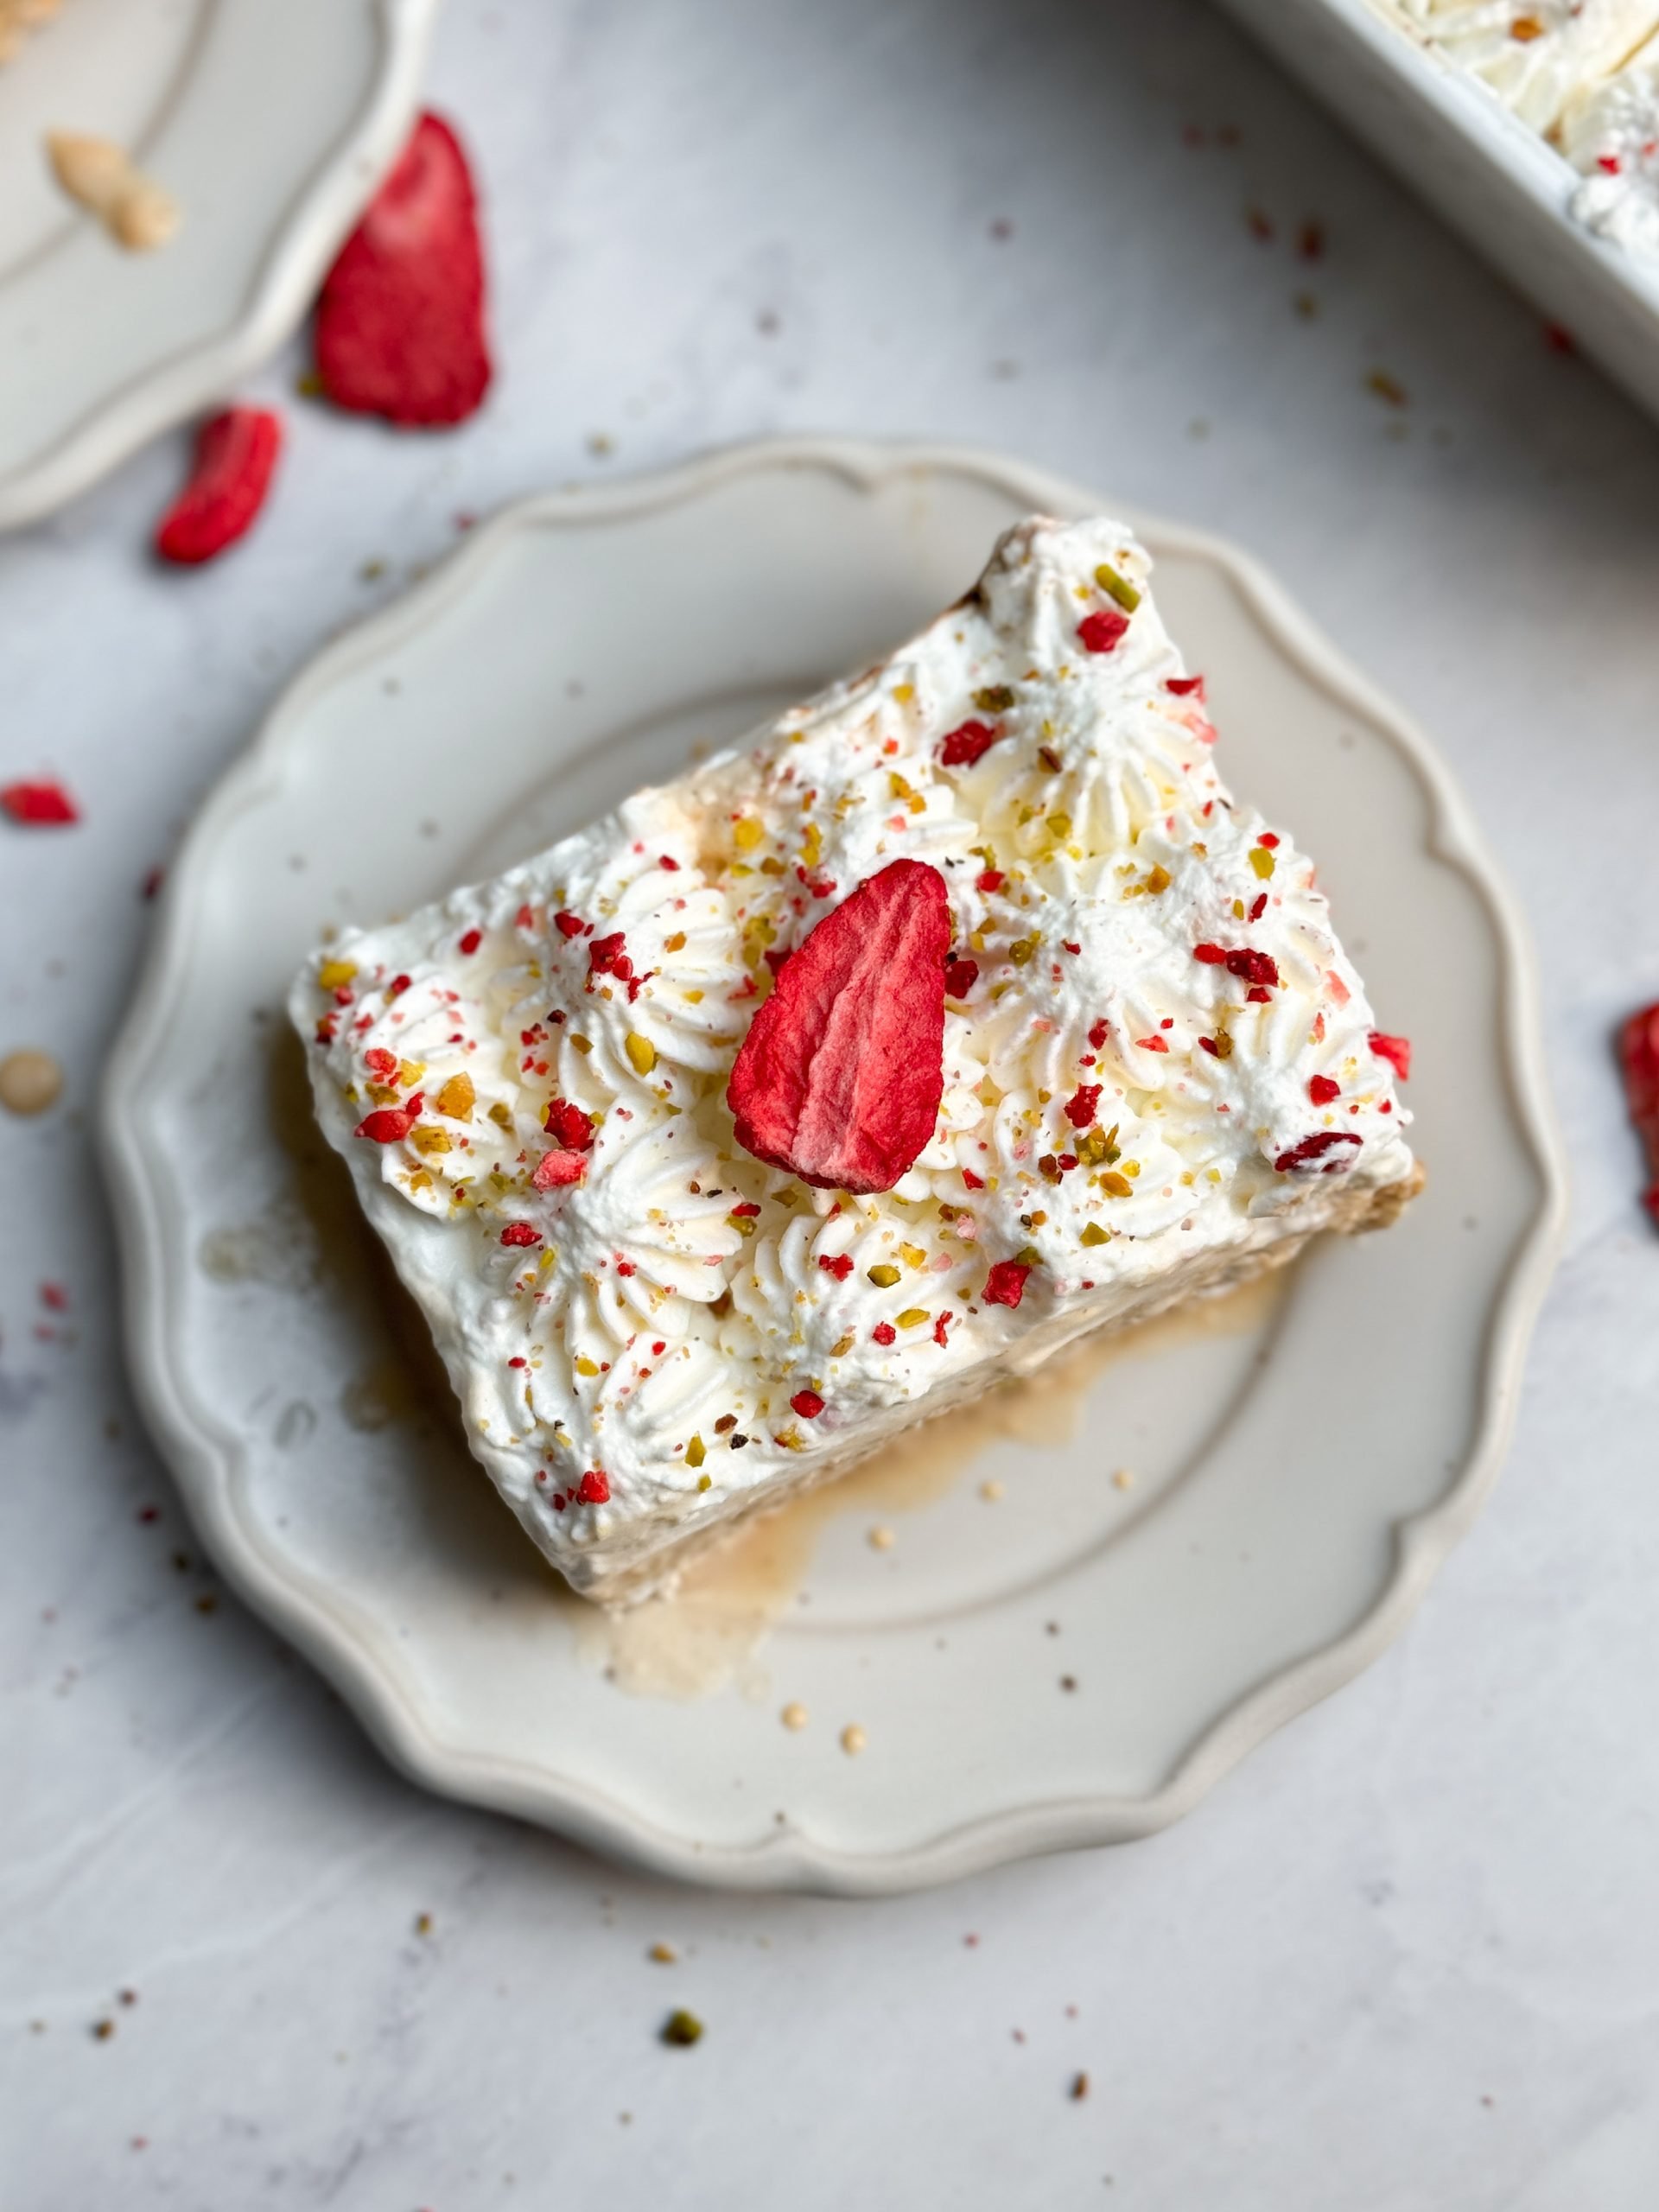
[0,0,61,67]
[47,130,181,251]
[290,516,1420,1605]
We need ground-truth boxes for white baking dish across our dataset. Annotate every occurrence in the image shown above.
[1217,0,1659,424]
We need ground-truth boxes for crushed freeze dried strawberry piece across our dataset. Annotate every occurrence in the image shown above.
[1274,1130,1363,1173]
[588,931,628,975]
[1193,943,1227,965]
[727,857,950,1193]
[543,1097,595,1150]
[976,868,1005,894]
[1258,833,1280,849]
[1308,1075,1340,1105]
[1065,1083,1103,1129]
[1249,893,1268,922]
[791,1389,825,1419]
[365,1047,397,1077]
[730,1200,761,1217]
[940,720,1001,767]
[1088,1019,1109,1050]
[513,903,535,930]
[577,1470,610,1504]
[355,1101,420,1142]
[1077,608,1129,654]
[533,1149,587,1190]
[1618,1002,1659,1224]
[1245,986,1272,1004]
[314,113,492,427]
[2,779,79,825]
[500,1221,542,1246]
[818,1252,854,1281]
[944,956,979,997]
[872,1321,897,1346]
[1135,1036,1169,1053]
[154,408,283,564]
[983,1259,1031,1307]
[1229,949,1279,988]
[457,927,482,955]
[962,1168,984,1191]
[933,1311,950,1346]
[764,946,791,978]
[1165,675,1206,698]
[1369,1031,1412,1080]
[554,910,588,939]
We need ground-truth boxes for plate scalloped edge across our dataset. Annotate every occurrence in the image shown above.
[99,436,1570,1895]
[0,0,438,533]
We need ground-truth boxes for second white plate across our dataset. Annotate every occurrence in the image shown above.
[0,0,434,530]
[101,440,1566,1892]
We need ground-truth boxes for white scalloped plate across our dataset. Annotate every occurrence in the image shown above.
[101,440,1567,1894]
[0,0,435,531]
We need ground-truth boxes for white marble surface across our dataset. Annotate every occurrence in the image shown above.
[3,1,1659,2203]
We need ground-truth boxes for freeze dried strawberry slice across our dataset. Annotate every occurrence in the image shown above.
[155,408,283,565]
[727,858,950,1193]
[1618,1001,1659,1224]
[314,112,492,428]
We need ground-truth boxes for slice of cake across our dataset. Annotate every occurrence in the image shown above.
[290,517,1420,1604]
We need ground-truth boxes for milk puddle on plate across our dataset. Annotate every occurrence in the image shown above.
[575,1269,1287,1701]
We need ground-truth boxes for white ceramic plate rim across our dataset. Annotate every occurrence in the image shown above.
[0,0,436,532]
[99,438,1569,1893]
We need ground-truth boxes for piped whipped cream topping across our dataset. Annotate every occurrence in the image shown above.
[1562,29,1659,244]
[292,518,1414,1583]
[1393,0,1659,131]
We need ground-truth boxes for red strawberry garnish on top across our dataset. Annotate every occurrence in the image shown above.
[314,112,492,428]
[1619,1001,1659,1224]
[727,859,950,1193]
[155,408,283,565]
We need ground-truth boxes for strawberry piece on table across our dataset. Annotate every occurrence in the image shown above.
[2,779,79,825]
[314,111,493,428]
[727,858,950,1193]
[1619,1001,1659,1224]
[155,408,283,565]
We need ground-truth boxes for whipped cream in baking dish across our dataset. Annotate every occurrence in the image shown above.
[292,518,1415,1597]
[1394,0,1659,130]
[1562,31,1659,246]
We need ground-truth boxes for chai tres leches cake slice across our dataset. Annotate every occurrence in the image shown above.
[291,516,1421,1604]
